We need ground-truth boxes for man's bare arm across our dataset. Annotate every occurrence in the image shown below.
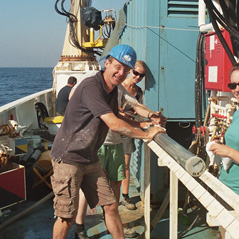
[100,113,165,140]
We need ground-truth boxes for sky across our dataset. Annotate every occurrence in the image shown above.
[0,0,125,67]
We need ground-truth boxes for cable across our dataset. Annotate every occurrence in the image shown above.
[218,0,230,21]
[203,0,239,64]
[61,0,77,21]
[55,0,68,18]
[195,33,205,129]
[204,0,239,36]
[237,1,239,27]
[207,6,239,39]
[178,207,206,238]
[210,10,236,65]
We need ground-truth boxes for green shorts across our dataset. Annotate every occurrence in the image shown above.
[98,143,126,181]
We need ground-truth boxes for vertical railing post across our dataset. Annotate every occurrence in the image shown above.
[170,170,178,239]
[144,143,151,239]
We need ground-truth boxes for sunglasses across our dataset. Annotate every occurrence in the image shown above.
[228,82,239,89]
[132,69,145,78]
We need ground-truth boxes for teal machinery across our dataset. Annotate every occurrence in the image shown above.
[117,0,239,202]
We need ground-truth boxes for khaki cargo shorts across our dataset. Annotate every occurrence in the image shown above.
[51,160,116,218]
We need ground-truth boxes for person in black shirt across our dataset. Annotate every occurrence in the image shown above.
[50,45,165,239]
[56,76,77,115]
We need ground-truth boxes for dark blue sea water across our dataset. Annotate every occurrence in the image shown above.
[0,67,54,106]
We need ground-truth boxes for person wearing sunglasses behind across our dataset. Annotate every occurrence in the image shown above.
[118,60,167,210]
[209,63,239,239]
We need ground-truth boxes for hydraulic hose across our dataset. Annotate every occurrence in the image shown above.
[208,9,236,66]
[54,0,101,56]
[237,1,239,27]
[178,207,206,238]
[218,0,230,21]
[195,33,205,129]
[204,0,239,37]
[204,0,238,65]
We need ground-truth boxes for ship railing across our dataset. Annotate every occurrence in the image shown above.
[142,133,239,239]
[0,88,53,129]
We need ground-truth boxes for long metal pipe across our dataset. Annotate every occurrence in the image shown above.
[154,133,206,177]
[198,0,213,32]
[0,192,54,231]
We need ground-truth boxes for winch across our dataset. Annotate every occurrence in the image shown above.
[0,120,26,138]
[0,120,27,166]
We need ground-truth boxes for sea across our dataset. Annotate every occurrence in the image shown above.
[0,67,54,107]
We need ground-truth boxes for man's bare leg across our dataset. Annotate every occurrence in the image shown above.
[74,189,89,238]
[75,189,88,224]
[53,217,75,239]
[103,202,125,239]
[219,226,225,239]
[122,153,131,195]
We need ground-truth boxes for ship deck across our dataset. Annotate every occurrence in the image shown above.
[0,173,219,239]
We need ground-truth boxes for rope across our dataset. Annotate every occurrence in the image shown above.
[125,23,200,32]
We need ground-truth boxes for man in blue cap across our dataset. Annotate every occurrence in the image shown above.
[50,44,165,239]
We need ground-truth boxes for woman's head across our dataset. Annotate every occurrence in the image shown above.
[229,63,239,101]
[129,60,147,84]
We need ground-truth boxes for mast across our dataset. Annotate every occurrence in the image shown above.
[53,0,100,105]
[52,0,116,110]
